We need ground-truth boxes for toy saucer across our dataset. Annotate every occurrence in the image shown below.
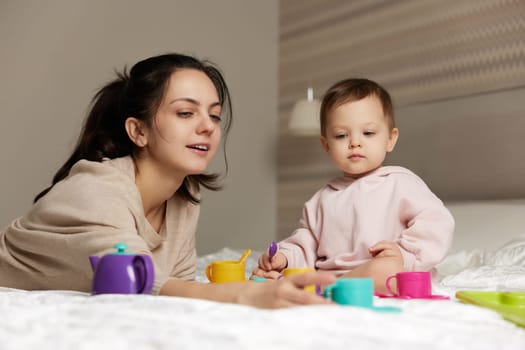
[375,291,450,300]
[249,276,267,282]
[456,291,525,328]
[364,305,402,313]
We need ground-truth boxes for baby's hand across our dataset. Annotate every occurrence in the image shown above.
[251,252,288,280]
[369,240,402,260]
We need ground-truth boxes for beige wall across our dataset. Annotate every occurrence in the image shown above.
[0,0,278,255]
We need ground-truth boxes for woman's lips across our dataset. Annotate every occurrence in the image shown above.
[187,143,210,155]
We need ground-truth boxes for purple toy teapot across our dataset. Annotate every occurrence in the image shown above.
[89,242,154,295]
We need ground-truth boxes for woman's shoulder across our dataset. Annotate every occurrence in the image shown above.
[18,157,145,247]
[68,156,135,183]
[36,156,141,217]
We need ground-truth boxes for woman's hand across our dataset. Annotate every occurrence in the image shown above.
[238,271,335,308]
[251,252,288,279]
[161,272,334,309]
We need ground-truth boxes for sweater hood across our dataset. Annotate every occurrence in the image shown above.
[327,166,415,191]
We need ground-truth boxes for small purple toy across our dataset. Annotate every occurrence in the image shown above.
[89,242,154,295]
[268,241,278,261]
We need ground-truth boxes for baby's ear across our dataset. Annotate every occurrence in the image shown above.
[387,128,399,152]
[320,135,330,152]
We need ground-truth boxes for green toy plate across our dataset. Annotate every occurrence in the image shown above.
[456,291,525,328]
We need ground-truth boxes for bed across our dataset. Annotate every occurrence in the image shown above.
[2,200,525,350]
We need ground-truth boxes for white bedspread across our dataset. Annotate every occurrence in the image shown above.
[2,242,525,350]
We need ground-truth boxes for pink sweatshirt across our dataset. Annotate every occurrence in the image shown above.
[279,166,454,273]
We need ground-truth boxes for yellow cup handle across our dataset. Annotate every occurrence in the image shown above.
[205,264,213,282]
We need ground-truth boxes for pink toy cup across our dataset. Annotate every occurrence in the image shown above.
[386,271,432,298]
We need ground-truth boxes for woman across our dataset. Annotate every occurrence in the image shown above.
[0,53,334,308]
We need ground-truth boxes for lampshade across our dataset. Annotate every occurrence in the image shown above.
[288,87,321,136]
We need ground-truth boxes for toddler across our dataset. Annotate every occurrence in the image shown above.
[254,78,454,292]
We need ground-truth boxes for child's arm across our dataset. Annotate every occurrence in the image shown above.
[277,190,326,268]
[340,240,404,293]
[255,190,324,278]
[396,176,455,271]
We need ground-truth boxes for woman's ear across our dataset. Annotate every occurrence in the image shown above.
[125,117,148,147]
[387,128,399,152]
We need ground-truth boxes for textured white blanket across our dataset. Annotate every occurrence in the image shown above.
[2,243,525,350]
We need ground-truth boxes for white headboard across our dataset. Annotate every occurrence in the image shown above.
[446,199,525,253]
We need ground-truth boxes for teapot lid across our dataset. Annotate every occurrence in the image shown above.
[113,242,131,255]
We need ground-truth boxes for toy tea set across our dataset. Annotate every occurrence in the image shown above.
[89,243,154,295]
[88,242,525,328]
[205,246,448,305]
[88,243,441,310]
[455,290,525,328]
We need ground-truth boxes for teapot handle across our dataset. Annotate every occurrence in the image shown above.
[133,255,155,294]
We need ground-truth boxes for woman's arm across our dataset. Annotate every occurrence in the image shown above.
[160,272,336,309]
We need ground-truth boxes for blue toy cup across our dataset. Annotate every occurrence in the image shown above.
[324,278,374,307]
[324,277,401,313]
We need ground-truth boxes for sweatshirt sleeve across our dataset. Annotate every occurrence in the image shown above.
[279,191,323,268]
[5,160,163,293]
[395,175,455,271]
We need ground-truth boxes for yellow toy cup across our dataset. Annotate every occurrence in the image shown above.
[282,267,317,294]
[205,260,246,283]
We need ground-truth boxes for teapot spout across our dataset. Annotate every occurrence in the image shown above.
[89,255,100,271]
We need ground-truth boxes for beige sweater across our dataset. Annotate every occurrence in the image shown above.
[0,156,198,295]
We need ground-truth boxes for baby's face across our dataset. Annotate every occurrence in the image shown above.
[320,95,398,179]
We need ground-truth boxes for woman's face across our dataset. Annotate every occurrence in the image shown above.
[144,68,222,178]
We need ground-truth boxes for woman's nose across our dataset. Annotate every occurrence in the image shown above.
[197,115,216,134]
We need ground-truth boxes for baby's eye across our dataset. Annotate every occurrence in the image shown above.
[364,131,375,136]
[335,134,347,139]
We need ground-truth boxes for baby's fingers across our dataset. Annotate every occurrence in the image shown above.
[251,268,266,277]
[263,270,282,280]
[258,253,272,270]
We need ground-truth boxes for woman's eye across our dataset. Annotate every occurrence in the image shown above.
[177,111,193,118]
[210,114,222,122]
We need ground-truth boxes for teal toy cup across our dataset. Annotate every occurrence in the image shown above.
[324,278,374,307]
[324,278,401,313]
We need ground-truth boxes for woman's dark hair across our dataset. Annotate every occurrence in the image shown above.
[34,53,232,204]
[320,78,394,136]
